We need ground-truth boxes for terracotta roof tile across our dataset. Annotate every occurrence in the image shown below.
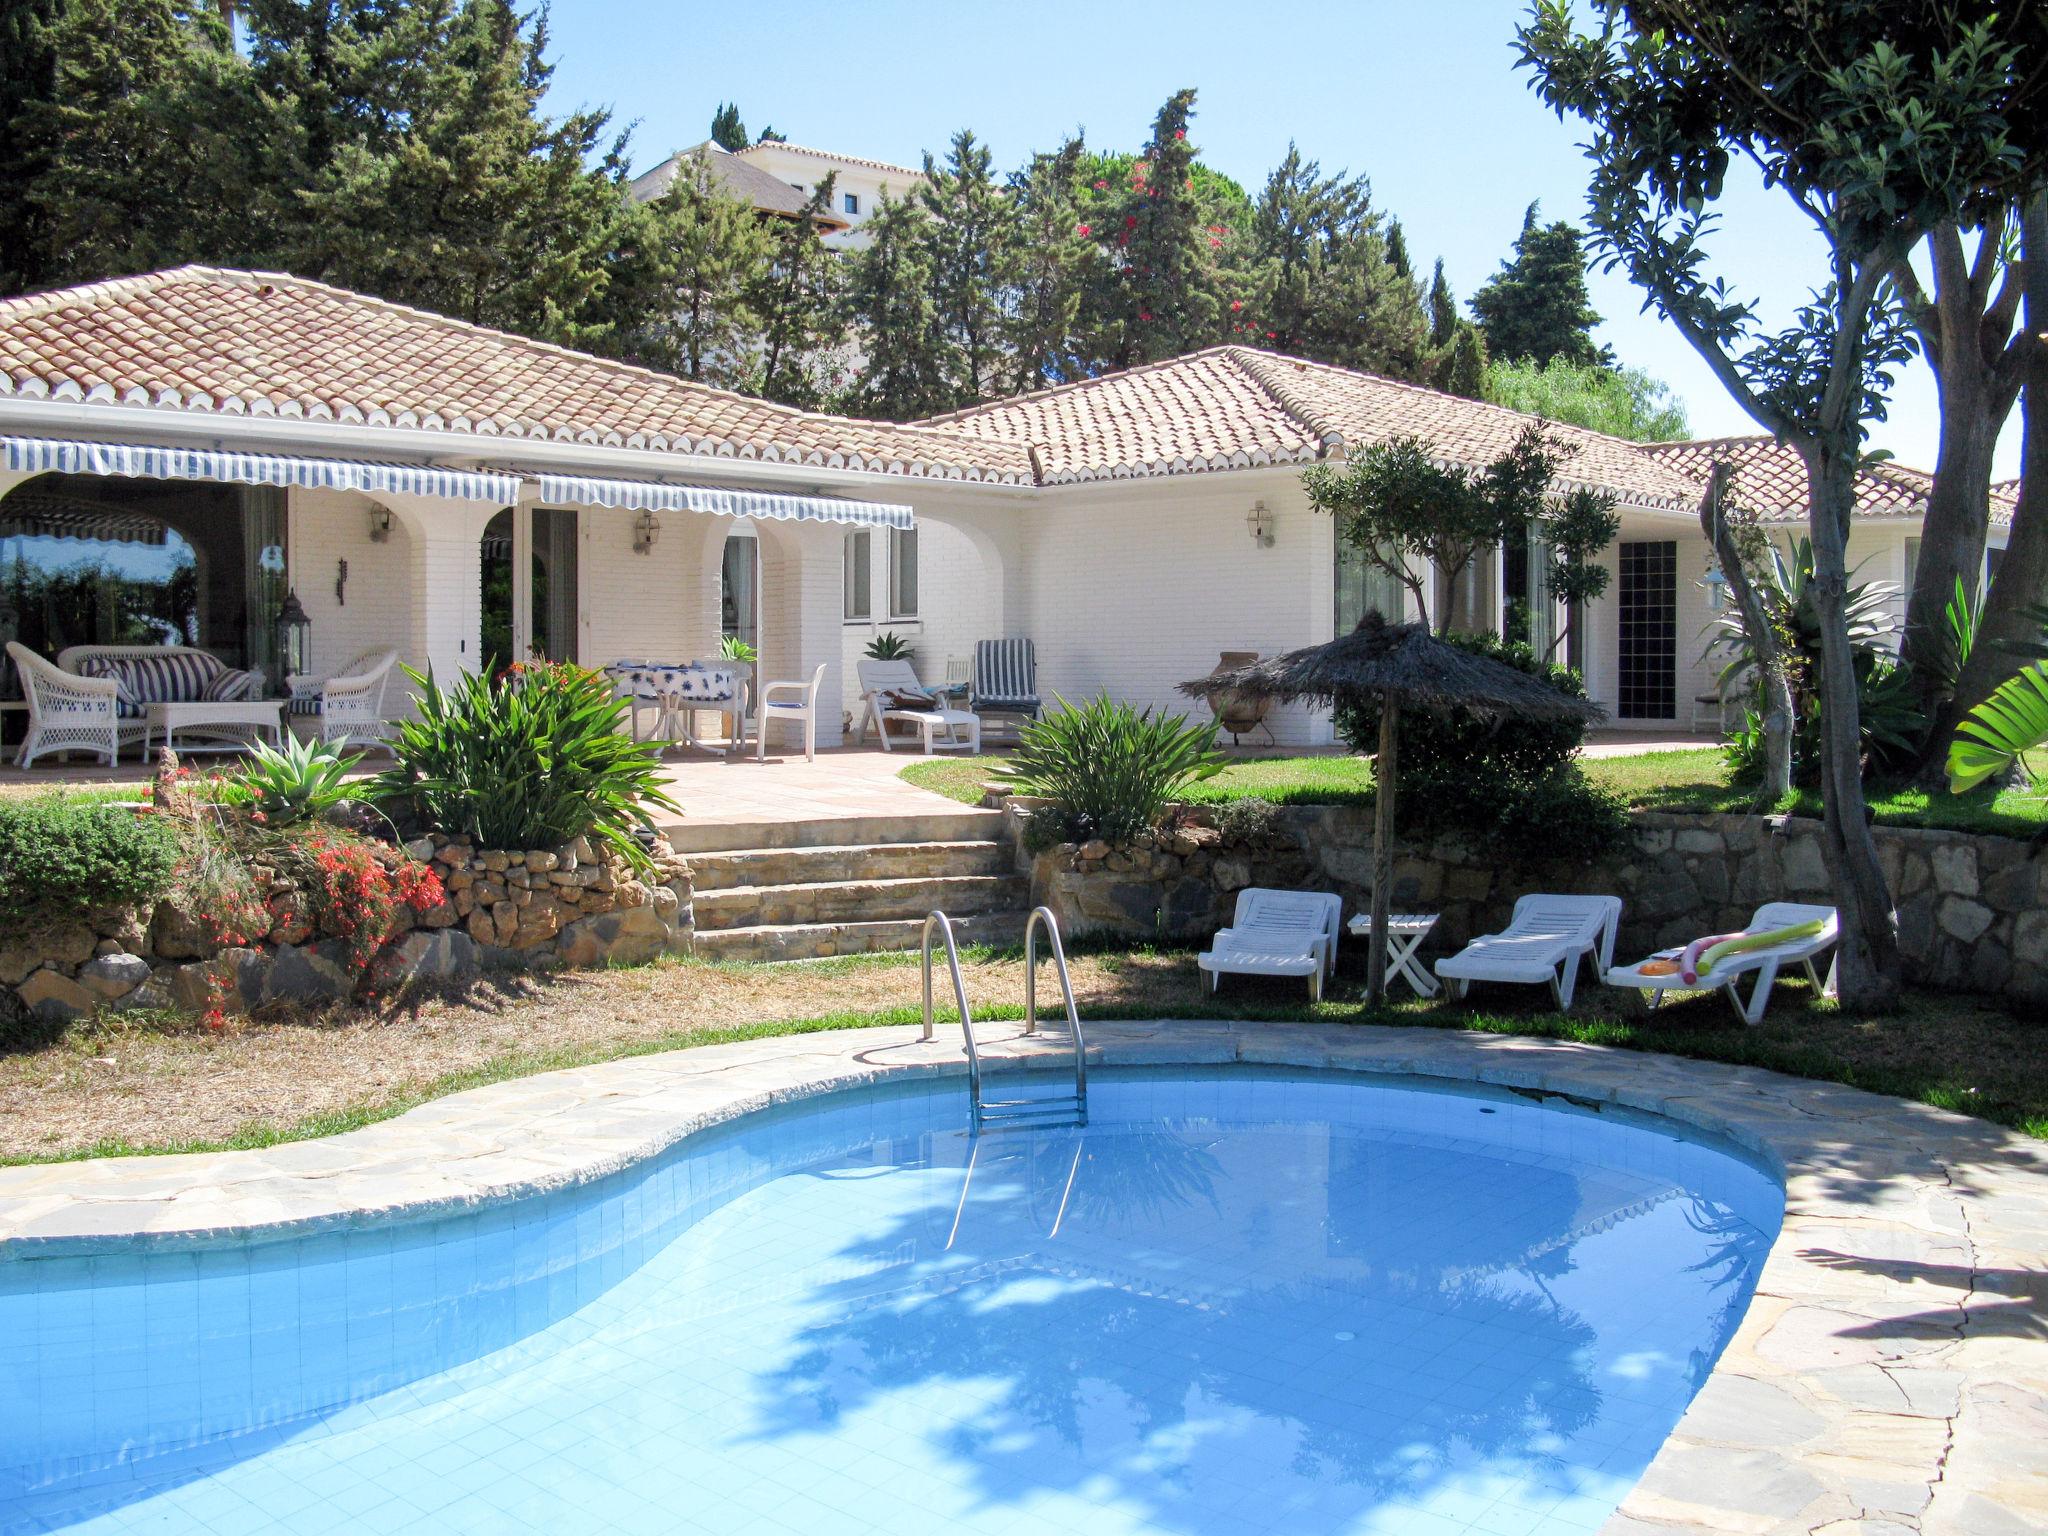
[1643,436,2015,527]
[919,346,1706,507]
[0,266,1029,484]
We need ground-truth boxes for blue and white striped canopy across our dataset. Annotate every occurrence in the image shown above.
[2,436,520,502]
[534,472,913,529]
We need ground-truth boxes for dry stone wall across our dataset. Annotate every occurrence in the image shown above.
[5,834,694,1024]
[1018,802,2046,1007]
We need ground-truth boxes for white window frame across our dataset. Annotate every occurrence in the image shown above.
[843,529,871,621]
[888,526,919,619]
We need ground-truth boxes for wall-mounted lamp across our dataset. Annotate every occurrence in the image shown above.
[633,509,662,555]
[1247,500,1275,548]
[367,505,393,543]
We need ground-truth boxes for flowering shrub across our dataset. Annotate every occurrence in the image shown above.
[168,822,272,952]
[260,827,445,970]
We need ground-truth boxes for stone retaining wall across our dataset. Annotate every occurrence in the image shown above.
[1016,800,2045,1006]
[5,833,695,1024]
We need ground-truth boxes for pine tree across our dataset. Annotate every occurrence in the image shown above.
[1005,137,1092,392]
[246,0,422,185]
[840,192,951,419]
[0,0,62,292]
[1244,145,1428,376]
[15,0,279,284]
[613,147,770,387]
[1117,88,1223,365]
[919,129,1017,406]
[708,101,747,152]
[292,0,631,349]
[1426,258,1457,348]
[750,177,845,408]
[1469,201,1610,367]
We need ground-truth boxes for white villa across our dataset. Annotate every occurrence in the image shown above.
[628,141,926,251]
[0,265,2009,758]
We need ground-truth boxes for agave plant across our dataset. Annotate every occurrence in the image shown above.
[1948,662,2048,794]
[373,662,679,861]
[863,630,915,661]
[1702,534,1897,696]
[717,634,759,664]
[993,693,1224,846]
[233,734,363,826]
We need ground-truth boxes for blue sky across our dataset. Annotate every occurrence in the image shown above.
[541,0,2011,477]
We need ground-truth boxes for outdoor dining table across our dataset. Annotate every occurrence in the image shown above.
[604,661,749,756]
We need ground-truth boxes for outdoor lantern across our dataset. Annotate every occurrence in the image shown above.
[1246,500,1274,547]
[633,509,661,555]
[276,588,312,679]
[367,505,393,542]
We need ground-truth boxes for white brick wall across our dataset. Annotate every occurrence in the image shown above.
[288,488,417,679]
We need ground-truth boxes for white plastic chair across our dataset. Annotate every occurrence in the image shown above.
[1605,902,1839,1024]
[1434,894,1623,1011]
[757,662,826,762]
[290,650,399,748]
[855,658,980,754]
[7,641,121,766]
[1198,888,1344,1002]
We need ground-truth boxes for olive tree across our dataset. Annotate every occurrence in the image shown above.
[1518,1,2048,1009]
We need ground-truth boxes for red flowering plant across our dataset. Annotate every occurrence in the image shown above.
[260,825,445,972]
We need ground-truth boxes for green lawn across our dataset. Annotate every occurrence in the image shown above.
[905,745,2048,838]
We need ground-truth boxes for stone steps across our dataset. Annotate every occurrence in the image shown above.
[694,908,1032,963]
[689,839,1013,890]
[693,873,1029,930]
[665,809,1003,856]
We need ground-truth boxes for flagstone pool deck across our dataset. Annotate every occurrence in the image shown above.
[2,1020,2043,1535]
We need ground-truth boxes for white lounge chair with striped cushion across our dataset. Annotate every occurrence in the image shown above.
[970,639,1039,734]
[1198,888,1343,1002]
[854,659,980,754]
[1434,894,1622,1011]
[1605,902,1839,1024]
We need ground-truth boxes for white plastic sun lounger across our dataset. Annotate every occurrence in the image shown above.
[1198,888,1343,1002]
[1434,894,1622,1011]
[1605,902,1839,1025]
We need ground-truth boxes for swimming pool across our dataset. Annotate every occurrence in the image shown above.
[3,1067,1781,1536]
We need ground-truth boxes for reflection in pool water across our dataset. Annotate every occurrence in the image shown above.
[3,1069,1781,1535]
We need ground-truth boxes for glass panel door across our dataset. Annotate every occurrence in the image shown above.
[1618,540,1678,719]
[532,506,578,664]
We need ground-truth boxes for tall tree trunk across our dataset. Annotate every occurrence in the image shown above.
[1951,198,2048,725]
[1367,694,1398,1007]
[1699,463,1793,797]
[1902,366,1996,684]
[1804,443,1903,1009]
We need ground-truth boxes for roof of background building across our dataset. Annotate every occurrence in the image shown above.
[918,346,1708,508]
[1645,435,2018,527]
[735,141,924,181]
[0,266,1028,483]
[625,144,851,228]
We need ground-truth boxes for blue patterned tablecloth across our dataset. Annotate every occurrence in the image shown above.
[604,661,741,705]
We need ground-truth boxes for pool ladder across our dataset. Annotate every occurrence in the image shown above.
[921,906,1088,1132]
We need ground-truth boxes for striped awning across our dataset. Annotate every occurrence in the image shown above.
[1,436,520,503]
[533,472,913,529]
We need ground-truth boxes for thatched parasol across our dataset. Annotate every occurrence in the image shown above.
[1181,614,1605,1003]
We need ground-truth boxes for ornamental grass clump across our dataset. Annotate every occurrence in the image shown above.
[0,796,183,929]
[994,693,1224,846]
[373,661,679,860]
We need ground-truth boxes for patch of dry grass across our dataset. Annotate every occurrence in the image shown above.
[4,945,2044,1161]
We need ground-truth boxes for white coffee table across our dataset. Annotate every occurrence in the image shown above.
[1346,912,1441,998]
[144,699,287,756]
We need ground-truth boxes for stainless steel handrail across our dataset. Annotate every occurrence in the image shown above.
[1024,906,1088,1112]
[921,910,981,1112]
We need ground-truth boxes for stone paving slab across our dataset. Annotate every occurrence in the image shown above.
[2,1019,2044,1535]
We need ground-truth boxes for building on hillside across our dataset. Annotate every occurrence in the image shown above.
[625,143,853,239]
[729,142,925,250]
[0,266,2005,757]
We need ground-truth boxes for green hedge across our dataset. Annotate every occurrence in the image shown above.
[0,798,183,928]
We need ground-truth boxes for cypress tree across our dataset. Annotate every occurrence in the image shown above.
[0,0,61,292]
[612,147,771,387]
[1004,137,1092,392]
[750,178,845,408]
[1426,258,1457,348]
[1118,88,1222,364]
[1384,218,1413,280]
[919,129,1017,406]
[1469,201,1610,367]
[840,192,951,419]
[708,101,747,152]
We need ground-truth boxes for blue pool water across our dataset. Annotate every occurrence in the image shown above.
[3,1068,1781,1536]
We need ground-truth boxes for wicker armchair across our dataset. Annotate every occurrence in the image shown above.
[289,650,400,747]
[7,641,123,766]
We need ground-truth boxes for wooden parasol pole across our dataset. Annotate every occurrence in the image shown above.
[1368,688,1398,1005]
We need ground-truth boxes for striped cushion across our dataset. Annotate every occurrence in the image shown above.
[75,651,224,718]
[288,695,324,717]
[971,639,1038,712]
[203,667,263,703]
